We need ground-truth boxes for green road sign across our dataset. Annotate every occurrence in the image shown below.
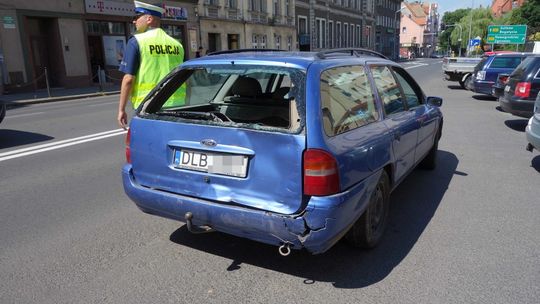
[487,25,527,44]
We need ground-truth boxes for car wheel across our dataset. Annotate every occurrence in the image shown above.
[345,170,390,249]
[464,75,473,90]
[420,126,442,170]
[459,75,471,89]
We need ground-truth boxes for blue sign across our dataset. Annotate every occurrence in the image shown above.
[469,39,481,47]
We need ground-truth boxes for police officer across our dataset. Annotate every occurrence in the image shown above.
[117,1,185,129]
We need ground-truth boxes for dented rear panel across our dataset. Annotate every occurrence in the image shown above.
[129,117,306,214]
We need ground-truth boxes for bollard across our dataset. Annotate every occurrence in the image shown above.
[44,67,51,98]
[97,65,104,92]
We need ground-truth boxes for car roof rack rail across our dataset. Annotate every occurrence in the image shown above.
[316,48,389,60]
[206,49,285,56]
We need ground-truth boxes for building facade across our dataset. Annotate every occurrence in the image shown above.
[196,0,296,52]
[491,0,526,18]
[399,1,438,58]
[0,0,198,93]
[375,0,401,59]
[296,0,376,51]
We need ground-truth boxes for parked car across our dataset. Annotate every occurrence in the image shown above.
[500,55,540,118]
[442,56,482,89]
[122,49,443,255]
[526,92,540,152]
[468,53,530,96]
[491,73,510,98]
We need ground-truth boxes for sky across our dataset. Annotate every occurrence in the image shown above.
[435,0,493,15]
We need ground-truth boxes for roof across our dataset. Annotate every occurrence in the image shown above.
[404,1,427,26]
[182,50,393,70]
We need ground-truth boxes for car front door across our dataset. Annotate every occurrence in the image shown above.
[370,65,418,183]
[390,66,438,163]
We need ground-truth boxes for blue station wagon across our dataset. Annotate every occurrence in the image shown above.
[122,49,443,255]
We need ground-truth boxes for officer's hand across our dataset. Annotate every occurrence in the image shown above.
[118,110,128,130]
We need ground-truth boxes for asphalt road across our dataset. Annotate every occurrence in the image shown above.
[1,59,538,304]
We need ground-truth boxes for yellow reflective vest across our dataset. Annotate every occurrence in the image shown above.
[131,28,185,108]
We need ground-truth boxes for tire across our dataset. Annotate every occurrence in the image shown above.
[459,74,471,89]
[420,125,442,170]
[345,171,390,249]
[419,139,438,170]
[464,75,473,90]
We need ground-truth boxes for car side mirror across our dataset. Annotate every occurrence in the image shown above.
[427,96,443,107]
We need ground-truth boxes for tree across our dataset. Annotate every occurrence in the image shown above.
[451,8,493,53]
[439,9,470,52]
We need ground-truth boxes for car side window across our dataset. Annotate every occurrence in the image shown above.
[489,57,522,69]
[370,65,405,115]
[392,67,423,109]
[320,65,379,136]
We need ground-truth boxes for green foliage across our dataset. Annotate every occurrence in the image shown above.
[439,9,471,52]
[520,0,540,33]
[450,8,493,50]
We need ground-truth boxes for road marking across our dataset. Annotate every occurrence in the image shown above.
[0,129,127,162]
[405,62,429,70]
[5,112,46,119]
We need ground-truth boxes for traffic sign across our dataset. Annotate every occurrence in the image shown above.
[486,25,527,44]
[469,39,481,47]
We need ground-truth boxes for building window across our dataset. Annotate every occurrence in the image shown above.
[336,22,342,48]
[287,36,292,51]
[252,34,258,48]
[275,34,281,49]
[402,27,406,33]
[329,21,333,49]
[344,23,348,47]
[298,16,308,34]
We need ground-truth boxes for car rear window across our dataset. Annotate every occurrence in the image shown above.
[511,57,540,79]
[141,65,306,133]
[488,56,523,69]
[474,57,489,72]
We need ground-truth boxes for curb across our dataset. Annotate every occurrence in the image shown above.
[4,90,120,108]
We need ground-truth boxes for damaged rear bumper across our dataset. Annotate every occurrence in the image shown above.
[122,165,379,254]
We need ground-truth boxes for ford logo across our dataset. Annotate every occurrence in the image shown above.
[201,139,217,147]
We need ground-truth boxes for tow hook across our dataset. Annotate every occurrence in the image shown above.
[184,212,215,234]
[278,243,292,256]
[526,143,534,152]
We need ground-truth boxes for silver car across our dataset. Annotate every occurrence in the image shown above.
[526,92,540,152]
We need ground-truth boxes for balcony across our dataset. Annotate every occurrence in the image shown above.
[248,11,268,23]
[203,2,221,19]
[227,8,242,20]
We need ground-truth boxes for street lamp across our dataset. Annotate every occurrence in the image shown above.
[394,6,406,60]
[446,24,463,57]
[467,0,475,56]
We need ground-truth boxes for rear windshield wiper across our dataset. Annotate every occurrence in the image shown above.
[155,110,227,122]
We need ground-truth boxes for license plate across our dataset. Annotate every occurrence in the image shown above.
[505,85,510,92]
[174,149,248,178]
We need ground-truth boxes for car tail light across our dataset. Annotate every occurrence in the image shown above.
[500,75,508,84]
[476,71,486,81]
[303,149,340,196]
[515,82,531,98]
[125,128,131,164]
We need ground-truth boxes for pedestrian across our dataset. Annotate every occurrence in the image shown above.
[117,0,185,129]
[195,46,204,58]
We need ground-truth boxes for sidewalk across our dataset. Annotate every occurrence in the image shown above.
[1,84,120,107]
